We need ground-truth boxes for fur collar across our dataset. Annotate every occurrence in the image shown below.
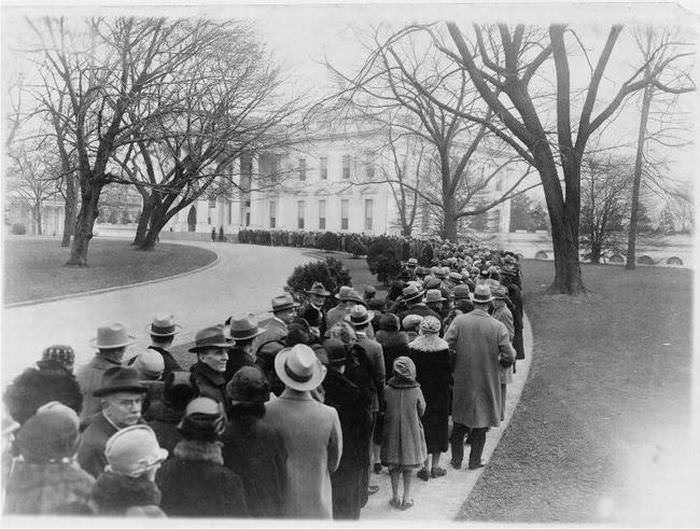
[387,376,420,389]
[173,440,224,465]
[229,401,265,419]
[92,471,160,513]
[409,335,449,352]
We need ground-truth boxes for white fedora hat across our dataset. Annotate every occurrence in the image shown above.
[89,322,136,349]
[274,344,327,392]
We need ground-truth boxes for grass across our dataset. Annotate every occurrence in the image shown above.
[3,238,217,305]
[458,260,694,523]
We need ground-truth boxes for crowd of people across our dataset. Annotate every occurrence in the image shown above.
[2,239,525,519]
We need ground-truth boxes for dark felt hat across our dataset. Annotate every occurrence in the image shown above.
[94,367,147,397]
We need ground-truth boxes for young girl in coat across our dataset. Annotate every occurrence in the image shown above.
[380,356,427,510]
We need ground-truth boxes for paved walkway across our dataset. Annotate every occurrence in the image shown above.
[1,241,314,384]
[1,240,534,520]
[361,313,533,520]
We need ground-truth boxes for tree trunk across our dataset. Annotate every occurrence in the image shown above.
[61,173,78,247]
[626,85,653,270]
[590,241,601,264]
[133,193,155,246]
[139,222,163,250]
[442,195,458,242]
[66,183,102,266]
[34,203,43,235]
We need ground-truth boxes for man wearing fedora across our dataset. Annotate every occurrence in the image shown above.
[326,287,374,337]
[265,344,342,518]
[76,322,136,426]
[145,314,183,377]
[224,313,266,382]
[300,282,331,340]
[444,284,515,471]
[424,288,448,325]
[345,304,385,497]
[396,284,440,324]
[254,294,300,396]
[189,326,235,416]
[77,367,148,478]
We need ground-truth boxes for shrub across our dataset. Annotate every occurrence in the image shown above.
[317,231,340,252]
[366,237,403,285]
[11,223,26,235]
[346,237,367,258]
[286,257,352,302]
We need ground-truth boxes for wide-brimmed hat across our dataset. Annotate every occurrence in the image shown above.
[448,271,463,283]
[434,267,448,279]
[406,257,418,268]
[274,344,327,392]
[94,367,148,397]
[473,284,494,304]
[305,282,331,297]
[146,314,181,337]
[188,325,234,353]
[105,425,168,477]
[226,366,270,403]
[89,322,136,349]
[452,284,472,300]
[424,289,446,303]
[423,277,442,290]
[227,313,266,341]
[401,284,424,302]
[492,284,509,299]
[334,285,354,300]
[345,304,374,327]
[269,293,300,313]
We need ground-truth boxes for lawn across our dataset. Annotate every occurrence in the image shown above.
[3,238,217,305]
[458,260,695,524]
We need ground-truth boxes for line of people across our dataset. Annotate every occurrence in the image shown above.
[2,243,524,518]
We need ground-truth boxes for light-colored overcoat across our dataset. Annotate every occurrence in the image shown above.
[264,389,342,519]
[444,308,514,428]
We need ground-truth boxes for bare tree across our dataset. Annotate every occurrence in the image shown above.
[579,154,632,263]
[6,139,61,235]
[421,22,695,293]
[24,16,235,265]
[626,27,695,269]
[325,26,534,242]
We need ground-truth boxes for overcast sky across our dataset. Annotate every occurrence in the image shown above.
[2,1,698,202]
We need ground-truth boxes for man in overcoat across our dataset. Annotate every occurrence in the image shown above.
[444,284,515,470]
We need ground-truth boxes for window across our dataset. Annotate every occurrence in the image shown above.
[340,199,349,230]
[299,158,306,181]
[269,201,276,229]
[365,154,375,180]
[364,199,373,231]
[318,199,326,230]
[342,155,351,179]
[320,156,328,180]
[227,200,232,225]
[298,200,305,229]
[208,198,217,209]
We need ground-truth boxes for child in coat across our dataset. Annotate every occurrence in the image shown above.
[380,356,427,510]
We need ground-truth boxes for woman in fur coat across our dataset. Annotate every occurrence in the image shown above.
[408,316,453,481]
[156,397,248,517]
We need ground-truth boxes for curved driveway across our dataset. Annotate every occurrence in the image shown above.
[2,241,314,383]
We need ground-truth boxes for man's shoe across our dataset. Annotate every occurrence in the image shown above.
[416,468,430,481]
[368,485,380,495]
[468,462,485,470]
[431,466,447,478]
[450,459,461,470]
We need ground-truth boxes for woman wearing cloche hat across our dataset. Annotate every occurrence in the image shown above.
[220,367,287,518]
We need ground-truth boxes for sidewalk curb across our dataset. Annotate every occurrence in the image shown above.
[4,242,221,309]
[360,311,534,520]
